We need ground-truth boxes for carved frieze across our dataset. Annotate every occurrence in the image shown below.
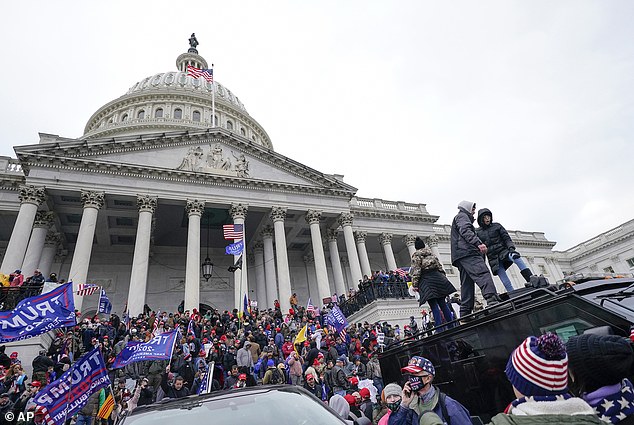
[176,143,250,177]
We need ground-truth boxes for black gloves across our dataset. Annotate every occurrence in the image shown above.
[510,251,521,260]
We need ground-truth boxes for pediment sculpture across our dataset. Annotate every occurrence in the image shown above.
[176,143,250,177]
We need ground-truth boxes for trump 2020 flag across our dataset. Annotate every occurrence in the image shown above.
[325,305,348,334]
[98,289,112,314]
[0,282,76,343]
[225,239,244,255]
[34,347,110,425]
[112,330,178,368]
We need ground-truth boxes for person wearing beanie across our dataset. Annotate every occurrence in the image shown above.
[330,394,353,425]
[400,356,471,425]
[476,208,535,292]
[410,236,457,331]
[566,334,634,423]
[489,333,602,424]
[450,200,500,317]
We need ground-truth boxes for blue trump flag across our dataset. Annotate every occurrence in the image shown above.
[325,305,348,333]
[0,282,76,343]
[225,239,244,255]
[112,330,178,368]
[98,288,112,314]
[34,347,110,425]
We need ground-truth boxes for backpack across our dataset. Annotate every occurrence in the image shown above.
[270,369,283,385]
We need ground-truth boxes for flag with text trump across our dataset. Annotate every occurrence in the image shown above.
[112,330,178,368]
[325,305,348,334]
[0,282,76,343]
[34,347,110,425]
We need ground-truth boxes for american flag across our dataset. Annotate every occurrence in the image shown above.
[306,298,315,315]
[76,283,99,296]
[223,224,243,240]
[187,319,195,336]
[394,268,408,278]
[186,65,213,83]
[152,311,161,336]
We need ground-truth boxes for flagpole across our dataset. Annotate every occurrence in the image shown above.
[211,63,215,128]
[96,287,103,318]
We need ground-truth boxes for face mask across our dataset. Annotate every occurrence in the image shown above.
[386,401,401,412]
[408,375,424,392]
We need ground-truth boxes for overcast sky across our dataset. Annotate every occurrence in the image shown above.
[1,1,632,251]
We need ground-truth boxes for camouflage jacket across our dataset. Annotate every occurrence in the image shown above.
[410,248,444,285]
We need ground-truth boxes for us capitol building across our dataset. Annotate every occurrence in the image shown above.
[1,38,633,321]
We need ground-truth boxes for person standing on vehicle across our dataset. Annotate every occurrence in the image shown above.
[410,237,457,331]
[476,208,534,293]
[399,356,472,425]
[450,201,500,316]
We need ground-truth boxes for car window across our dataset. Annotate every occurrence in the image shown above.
[123,390,345,425]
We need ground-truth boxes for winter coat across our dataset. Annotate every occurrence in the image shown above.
[407,386,472,425]
[78,391,100,416]
[476,208,515,275]
[32,354,55,373]
[160,373,191,399]
[236,347,253,368]
[488,396,603,425]
[451,205,484,265]
[411,248,456,304]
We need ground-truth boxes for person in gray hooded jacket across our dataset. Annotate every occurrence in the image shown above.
[450,200,499,317]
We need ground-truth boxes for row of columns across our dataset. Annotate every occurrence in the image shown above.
[1,185,442,317]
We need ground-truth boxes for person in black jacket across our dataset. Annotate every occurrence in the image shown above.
[476,208,534,293]
[160,371,191,399]
[450,201,500,317]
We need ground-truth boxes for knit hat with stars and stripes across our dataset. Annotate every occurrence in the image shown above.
[505,333,569,396]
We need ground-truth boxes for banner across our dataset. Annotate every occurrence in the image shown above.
[0,283,76,343]
[325,305,348,333]
[34,347,110,425]
[225,240,244,255]
[112,330,178,368]
[98,289,112,314]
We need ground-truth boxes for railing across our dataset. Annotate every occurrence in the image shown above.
[0,158,23,174]
[338,281,414,317]
[0,286,44,311]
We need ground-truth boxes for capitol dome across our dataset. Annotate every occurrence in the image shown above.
[82,42,273,150]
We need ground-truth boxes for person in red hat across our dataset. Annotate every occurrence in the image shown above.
[358,387,373,420]
[234,373,247,389]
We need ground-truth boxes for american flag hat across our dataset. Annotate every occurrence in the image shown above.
[401,356,435,376]
[505,333,568,396]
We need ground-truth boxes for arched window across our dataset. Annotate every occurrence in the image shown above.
[154,108,163,118]
[252,135,256,141]
[121,114,128,122]
[213,115,218,126]
[192,110,201,122]
[240,127,246,136]
[137,110,145,119]
[226,120,233,131]
[174,108,183,119]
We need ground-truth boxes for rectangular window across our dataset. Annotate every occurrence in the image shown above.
[604,266,615,273]
[627,258,634,268]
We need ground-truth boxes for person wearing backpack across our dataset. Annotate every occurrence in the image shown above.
[399,356,472,425]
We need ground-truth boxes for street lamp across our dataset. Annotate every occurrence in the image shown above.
[201,211,214,281]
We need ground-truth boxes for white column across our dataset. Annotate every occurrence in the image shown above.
[354,231,372,278]
[230,203,248,310]
[261,226,278,310]
[185,199,204,312]
[404,234,417,258]
[379,233,398,271]
[127,195,157,317]
[22,211,55,276]
[304,254,316,300]
[306,210,330,306]
[0,185,46,275]
[427,235,441,260]
[39,232,61,278]
[68,190,104,312]
[338,213,363,286]
[252,240,267,309]
[271,207,292,314]
[340,255,352,296]
[326,229,346,299]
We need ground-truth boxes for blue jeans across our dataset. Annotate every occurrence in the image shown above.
[75,415,93,425]
[497,254,529,292]
[428,298,456,331]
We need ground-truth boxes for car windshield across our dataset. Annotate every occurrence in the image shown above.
[122,389,345,425]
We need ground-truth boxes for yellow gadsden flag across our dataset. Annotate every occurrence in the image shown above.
[294,324,308,352]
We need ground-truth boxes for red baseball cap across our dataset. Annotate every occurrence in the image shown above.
[30,381,42,388]
[238,373,247,380]
[359,388,371,399]
[344,394,357,406]
[306,373,314,380]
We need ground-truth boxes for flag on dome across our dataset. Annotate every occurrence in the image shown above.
[186,65,213,82]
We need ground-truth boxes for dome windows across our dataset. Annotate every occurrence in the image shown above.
[174,108,183,119]
[155,108,164,118]
[226,120,233,131]
[121,114,128,122]
[192,110,201,122]
[240,127,246,136]
[137,110,145,119]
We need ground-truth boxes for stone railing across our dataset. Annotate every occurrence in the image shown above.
[350,197,429,214]
[0,157,23,174]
